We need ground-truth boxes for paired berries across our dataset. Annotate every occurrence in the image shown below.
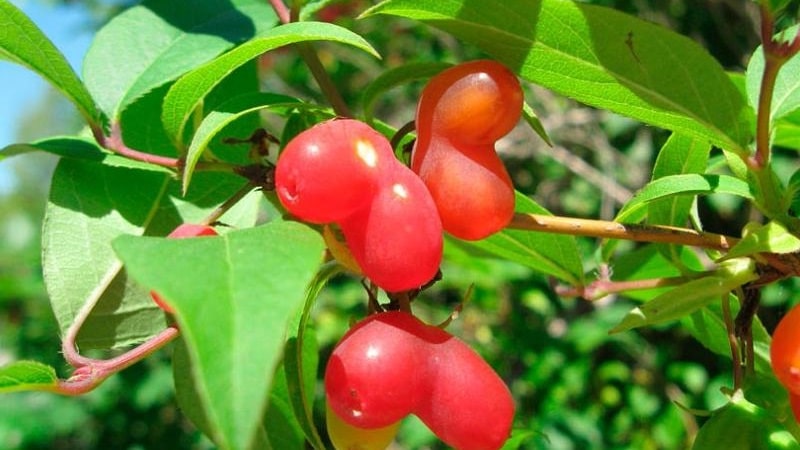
[150,223,218,313]
[412,60,523,240]
[325,311,515,450]
[275,119,443,292]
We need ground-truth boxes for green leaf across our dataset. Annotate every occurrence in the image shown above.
[183,92,306,192]
[746,25,800,123]
[615,174,753,224]
[363,0,753,154]
[692,393,799,450]
[648,134,711,226]
[0,0,99,123]
[1,136,171,173]
[720,221,800,261]
[83,0,277,118]
[284,264,342,449]
[466,192,584,284]
[162,21,380,147]
[43,158,260,349]
[611,258,758,333]
[360,61,452,122]
[113,222,325,450]
[776,110,800,150]
[0,361,59,393]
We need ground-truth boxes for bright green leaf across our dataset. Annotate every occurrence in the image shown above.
[83,0,277,118]
[183,92,307,192]
[611,258,758,333]
[648,134,711,226]
[720,221,800,261]
[162,21,380,146]
[466,192,584,284]
[746,25,800,123]
[615,174,753,224]
[113,222,325,450]
[0,0,99,123]
[776,110,800,150]
[43,158,260,349]
[364,0,754,154]
[0,361,59,393]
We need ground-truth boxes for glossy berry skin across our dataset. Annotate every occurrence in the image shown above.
[150,223,217,313]
[771,303,800,394]
[275,119,394,224]
[412,60,523,240]
[340,164,443,292]
[325,312,431,428]
[325,311,514,450]
[326,403,400,450]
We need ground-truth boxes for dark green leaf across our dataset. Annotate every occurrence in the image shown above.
[83,0,277,118]
[43,159,260,349]
[364,0,754,153]
[113,222,325,450]
[466,192,584,284]
[0,361,59,393]
[0,0,99,123]
[162,21,379,146]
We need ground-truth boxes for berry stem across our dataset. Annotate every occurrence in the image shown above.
[267,0,352,117]
[721,292,743,391]
[103,122,181,168]
[508,213,738,251]
[555,275,689,301]
[201,182,257,226]
[54,325,180,396]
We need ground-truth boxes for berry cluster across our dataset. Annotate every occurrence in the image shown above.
[324,311,515,450]
[770,303,800,421]
[274,60,522,292]
[150,223,218,313]
[275,119,443,292]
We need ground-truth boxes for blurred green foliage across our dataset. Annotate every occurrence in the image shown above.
[0,0,794,449]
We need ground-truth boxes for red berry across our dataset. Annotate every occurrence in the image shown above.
[275,119,395,224]
[772,304,800,394]
[150,223,218,313]
[339,164,443,292]
[411,60,522,240]
[325,312,431,428]
[415,60,523,147]
[791,392,800,423]
[324,311,514,450]
[413,137,515,240]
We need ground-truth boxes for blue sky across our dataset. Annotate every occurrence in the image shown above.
[0,0,94,193]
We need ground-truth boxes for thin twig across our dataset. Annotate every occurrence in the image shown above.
[507,213,738,251]
[267,0,352,117]
[104,123,181,168]
[556,275,689,300]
